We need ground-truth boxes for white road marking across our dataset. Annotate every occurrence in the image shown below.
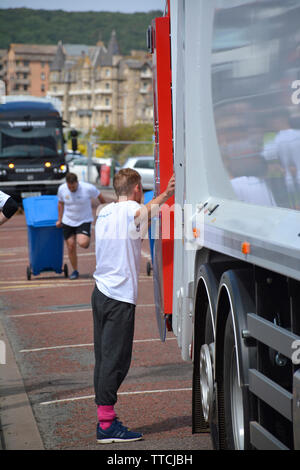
[0,278,151,292]
[10,308,91,318]
[19,336,176,353]
[10,304,155,318]
[0,252,95,264]
[0,226,27,233]
[0,281,94,292]
[0,246,149,265]
[40,387,192,406]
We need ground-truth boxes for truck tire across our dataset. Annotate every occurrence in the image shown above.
[199,307,215,423]
[192,305,210,433]
[223,311,250,450]
[216,269,256,450]
[198,305,215,426]
[193,263,219,435]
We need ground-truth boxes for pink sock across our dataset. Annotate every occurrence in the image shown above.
[97,405,116,430]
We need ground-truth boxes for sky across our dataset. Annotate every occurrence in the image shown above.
[0,0,165,13]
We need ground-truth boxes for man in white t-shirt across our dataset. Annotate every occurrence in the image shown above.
[56,172,105,280]
[0,190,18,226]
[92,167,175,444]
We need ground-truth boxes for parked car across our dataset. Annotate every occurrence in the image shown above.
[65,151,85,164]
[121,156,154,190]
[68,158,100,184]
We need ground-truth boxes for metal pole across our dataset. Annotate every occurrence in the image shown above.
[87,141,93,182]
[93,140,153,144]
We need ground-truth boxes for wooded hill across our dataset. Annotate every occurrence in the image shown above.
[0,8,163,53]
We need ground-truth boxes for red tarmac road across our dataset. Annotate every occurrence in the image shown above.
[0,190,212,451]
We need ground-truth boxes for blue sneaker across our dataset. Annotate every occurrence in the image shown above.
[96,419,143,444]
[69,270,79,280]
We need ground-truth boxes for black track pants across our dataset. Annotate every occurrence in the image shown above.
[91,285,135,406]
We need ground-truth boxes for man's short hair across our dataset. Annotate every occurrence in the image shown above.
[113,168,141,197]
[66,172,78,184]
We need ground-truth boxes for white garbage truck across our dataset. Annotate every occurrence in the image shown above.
[149,0,300,450]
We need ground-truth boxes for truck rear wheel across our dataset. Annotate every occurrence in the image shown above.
[223,312,245,450]
[193,303,215,433]
[199,307,215,423]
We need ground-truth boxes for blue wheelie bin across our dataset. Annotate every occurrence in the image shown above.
[23,195,68,280]
[144,190,154,276]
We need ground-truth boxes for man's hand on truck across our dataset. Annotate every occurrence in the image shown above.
[135,173,175,227]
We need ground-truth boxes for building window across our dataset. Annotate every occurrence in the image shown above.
[105,98,110,106]
[105,82,110,90]
[105,69,110,77]
[41,72,45,80]
[24,85,28,91]
[41,84,45,92]
[105,114,109,125]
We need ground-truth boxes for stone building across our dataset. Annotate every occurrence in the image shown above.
[48,31,153,132]
[0,50,6,84]
[2,44,56,96]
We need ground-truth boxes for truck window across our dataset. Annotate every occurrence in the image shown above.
[0,126,63,158]
[211,0,300,210]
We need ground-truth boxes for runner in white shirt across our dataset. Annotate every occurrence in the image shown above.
[0,190,18,226]
[94,200,142,304]
[92,168,175,444]
[56,172,106,280]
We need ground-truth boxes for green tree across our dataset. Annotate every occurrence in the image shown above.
[93,124,154,163]
[0,8,163,53]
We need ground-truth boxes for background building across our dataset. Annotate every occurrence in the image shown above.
[48,31,153,132]
[3,44,56,96]
[0,50,6,85]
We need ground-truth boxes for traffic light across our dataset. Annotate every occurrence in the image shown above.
[70,129,78,152]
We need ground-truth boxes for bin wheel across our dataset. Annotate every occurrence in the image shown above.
[146,261,152,276]
[26,266,31,281]
[63,264,69,278]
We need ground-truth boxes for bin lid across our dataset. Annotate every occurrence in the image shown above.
[23,195,59,227]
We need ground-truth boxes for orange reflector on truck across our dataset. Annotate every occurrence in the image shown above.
[193,227,200,238]
[241,242,251,254]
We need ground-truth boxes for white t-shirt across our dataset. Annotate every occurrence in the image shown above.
[57,181,100,226]
[231,176,276,206]
[264,129,300,189]
[275,129,300,187]
[0,191,10,210]
[93,201,141,305]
